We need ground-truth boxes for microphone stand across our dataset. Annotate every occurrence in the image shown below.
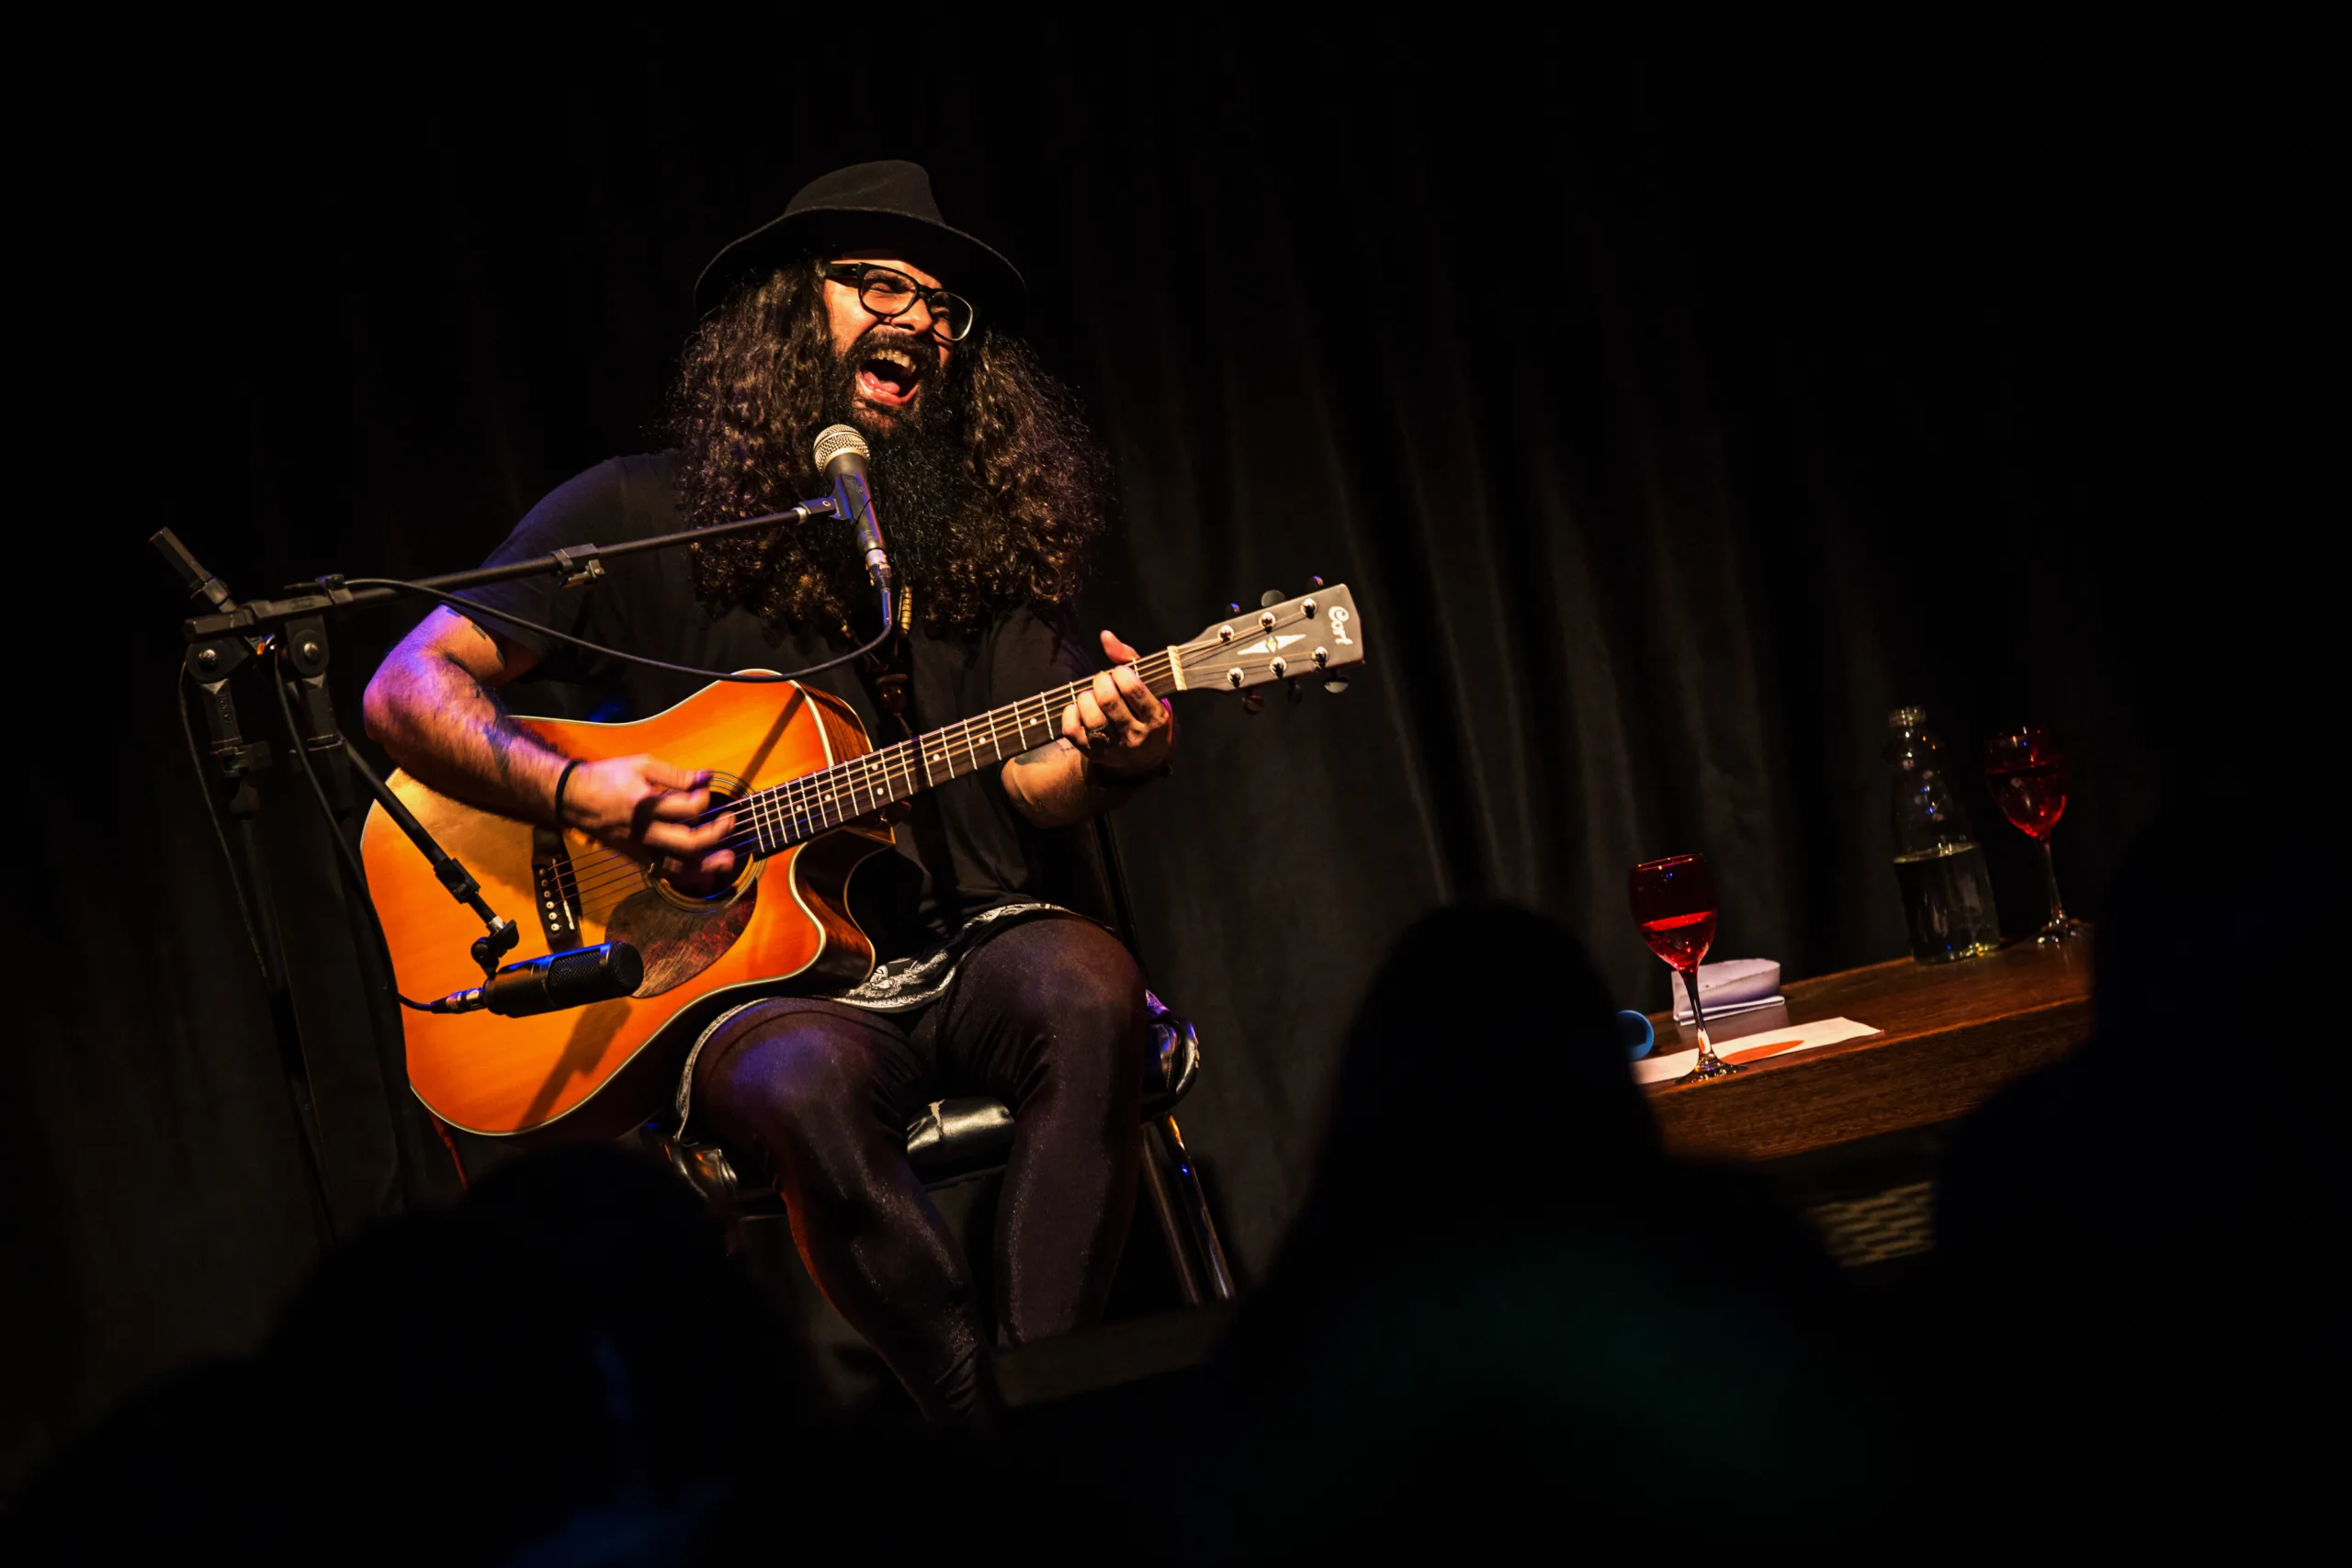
[167,552,342,1245]
[153,498,842,1225]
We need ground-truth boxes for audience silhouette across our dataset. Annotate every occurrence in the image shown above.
[1214,902,1896,1551]
[17,1146,865,1562]
[18,826,2324,1558]
[1931,818,2343,1548]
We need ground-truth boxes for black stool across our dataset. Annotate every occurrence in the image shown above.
[641,987,1234,1303]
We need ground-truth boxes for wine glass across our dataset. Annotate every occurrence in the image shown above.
[1629,853,1739,1083]
[1984,725,2085,943]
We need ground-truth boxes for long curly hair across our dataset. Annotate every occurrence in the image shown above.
[666,260,1109,636]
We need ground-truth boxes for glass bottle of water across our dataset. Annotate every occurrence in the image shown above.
[1885,706,2002,963]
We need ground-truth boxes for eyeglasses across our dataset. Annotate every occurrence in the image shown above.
[823,263,977,343]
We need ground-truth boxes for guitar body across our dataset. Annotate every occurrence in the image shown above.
[361,677,890,1143]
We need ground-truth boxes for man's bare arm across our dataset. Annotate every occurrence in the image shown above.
[362,607,737,879]
[1001,737,1153,828]
[362,607,567,822]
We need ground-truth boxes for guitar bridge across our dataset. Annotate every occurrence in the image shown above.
[531,827,582,948]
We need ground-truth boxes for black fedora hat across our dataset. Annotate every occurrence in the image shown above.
[693,159,1026,327]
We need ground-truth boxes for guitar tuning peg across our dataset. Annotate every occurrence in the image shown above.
[1285,677,1303,705]
[1240,688,1266,715]
[1259,589,1284,608]
[1308,575,1326,589]
[1226,602,1241,616]
[1322,673,1351,695]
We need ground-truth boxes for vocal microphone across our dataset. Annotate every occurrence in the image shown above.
[813,424,892,592]
[431,942,644,1017]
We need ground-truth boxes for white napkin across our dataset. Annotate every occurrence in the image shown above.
[1632,1016,1883,1085]
[1668,957,1782,1022]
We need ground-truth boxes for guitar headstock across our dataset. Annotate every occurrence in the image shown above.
[1170,582,1366,694]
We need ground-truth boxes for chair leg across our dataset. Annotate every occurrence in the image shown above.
[1139,1122,1204,1304]
[1151,1115,1236,1302]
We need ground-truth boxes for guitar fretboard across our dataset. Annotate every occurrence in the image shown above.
[735,647,1185,852]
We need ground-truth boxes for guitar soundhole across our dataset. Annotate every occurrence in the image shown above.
[605,772,763,998]
[647,773,758,911]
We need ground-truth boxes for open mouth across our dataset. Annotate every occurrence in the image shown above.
[854,342,927,409]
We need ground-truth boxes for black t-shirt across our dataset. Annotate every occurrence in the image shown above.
[457,452,1093,960]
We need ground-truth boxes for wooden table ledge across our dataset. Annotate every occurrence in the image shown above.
[1644,941,2096,1164]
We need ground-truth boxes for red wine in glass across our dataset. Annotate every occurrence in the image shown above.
[1986,748,2067,840]
[1639,908,1719,971]
[1629,853,1738,1082]
[1984,726,2084,942]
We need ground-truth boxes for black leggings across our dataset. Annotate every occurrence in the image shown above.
[693,915,1146,1421]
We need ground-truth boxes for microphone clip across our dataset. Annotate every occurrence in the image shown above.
[548,544,606,590]
[470,916,521,978]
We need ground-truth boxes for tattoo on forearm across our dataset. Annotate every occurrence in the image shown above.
[458,666,532,792]
[1001,737,1109,830]
[377,649,560,820]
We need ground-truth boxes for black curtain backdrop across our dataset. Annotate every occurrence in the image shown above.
[6,7,2332,1492]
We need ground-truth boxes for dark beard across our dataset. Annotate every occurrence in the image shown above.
[817,333,984,624]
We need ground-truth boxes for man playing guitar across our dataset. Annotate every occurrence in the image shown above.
[363,162,1170,1423]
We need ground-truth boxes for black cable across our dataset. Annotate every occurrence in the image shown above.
[266,650,436,1012]
[177,665,273,982]
[341,578,897,685]
[181,664,345,1248]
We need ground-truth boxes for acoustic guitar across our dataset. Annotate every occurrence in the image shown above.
[362,584,1365,1142]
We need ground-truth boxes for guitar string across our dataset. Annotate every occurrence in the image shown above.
[578,642,1186,852]
[549,655,1171,897]
[548,653,1186,904]
[552,614,1328,900]
[549,614,1329,908]
[549,702,1070,906]
[548,644,1208,904]
[548,618,1317,902]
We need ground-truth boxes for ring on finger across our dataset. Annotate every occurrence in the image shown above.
[1085,725,1114,749]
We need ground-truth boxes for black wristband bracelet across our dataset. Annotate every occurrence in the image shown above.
[553,759,583,825]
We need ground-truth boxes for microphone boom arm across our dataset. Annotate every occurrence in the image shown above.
[164,498,839,642]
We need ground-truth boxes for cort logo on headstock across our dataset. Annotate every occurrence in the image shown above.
[1171,582,1366,695]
